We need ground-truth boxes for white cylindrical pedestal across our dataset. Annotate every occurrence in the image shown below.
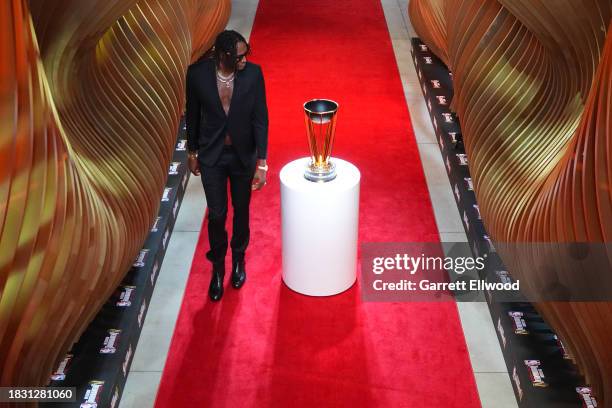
[280,157,360,296]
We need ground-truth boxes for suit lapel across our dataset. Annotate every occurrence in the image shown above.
[227,69,243,119]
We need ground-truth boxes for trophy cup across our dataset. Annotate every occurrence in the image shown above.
[303,99,339,182]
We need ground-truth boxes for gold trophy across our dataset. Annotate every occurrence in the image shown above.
[303,99,339,182]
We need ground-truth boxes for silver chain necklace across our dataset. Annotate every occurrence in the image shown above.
[216,71,235,88]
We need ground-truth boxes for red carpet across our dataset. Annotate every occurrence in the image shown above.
[155,0,481,406]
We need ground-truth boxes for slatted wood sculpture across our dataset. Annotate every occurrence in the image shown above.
[0,0,230,388]
[410,0,612,404]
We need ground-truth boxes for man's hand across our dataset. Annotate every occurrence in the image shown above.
[252,161,267,191]
[188,154,200,176]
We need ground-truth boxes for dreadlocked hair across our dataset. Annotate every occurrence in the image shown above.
[213,30,248,70]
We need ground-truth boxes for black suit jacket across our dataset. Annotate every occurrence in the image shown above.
[186,59,269,167]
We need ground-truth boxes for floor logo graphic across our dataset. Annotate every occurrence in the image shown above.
[524,360,547,387]
[161,187,172,202]
[100,329,121,354]
[509,311,528,334]
[133,249,149,268]
[50,354,73,381]
[117,286,136,307]
[80,380,104,408]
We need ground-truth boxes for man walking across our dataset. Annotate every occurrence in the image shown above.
[186,30,269,301]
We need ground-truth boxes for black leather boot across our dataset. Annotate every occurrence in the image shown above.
[209,262,225,301]
[231,260,246,289]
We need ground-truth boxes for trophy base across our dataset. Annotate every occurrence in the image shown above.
[304,161,337,183]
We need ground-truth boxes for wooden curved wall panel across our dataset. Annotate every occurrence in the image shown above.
[0,0,230,387]
[410,0,612,404]
[408,0,448,66]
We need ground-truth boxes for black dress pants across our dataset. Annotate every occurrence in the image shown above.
[200,145,255,265]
